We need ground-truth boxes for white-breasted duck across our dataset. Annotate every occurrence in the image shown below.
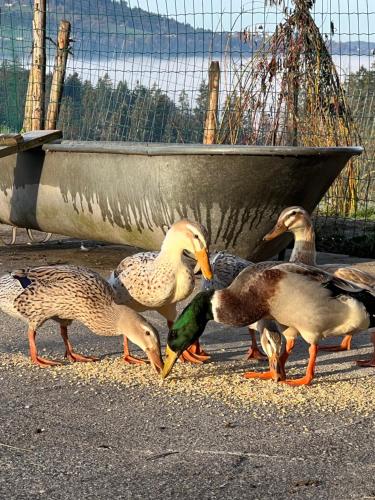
[108,219,213,364]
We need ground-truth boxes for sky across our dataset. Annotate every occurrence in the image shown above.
[126,0,375,41]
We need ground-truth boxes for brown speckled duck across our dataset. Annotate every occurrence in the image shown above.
[264,205,375,359]
[161,262,375,385]
[0,265,163,373]
[108,219,213,363]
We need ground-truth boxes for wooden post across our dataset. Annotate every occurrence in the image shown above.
[23,76,33,132]
[203,61,220,144]
[45,20,71,130]
[23,0,46,131]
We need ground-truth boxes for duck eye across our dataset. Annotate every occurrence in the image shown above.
[145,331,151,336]
[291,211,296,216]
[194,234,199,239]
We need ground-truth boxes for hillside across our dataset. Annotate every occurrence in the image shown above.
[0,0,374,58]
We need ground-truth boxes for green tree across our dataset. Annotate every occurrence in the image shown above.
[0,60,28,132]
[346,64,375,143]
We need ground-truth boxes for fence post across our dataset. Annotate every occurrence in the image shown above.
[203,61,220,144]
[23,0,46,131]
[45,20,71,130]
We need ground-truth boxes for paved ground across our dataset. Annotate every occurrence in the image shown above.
[0,232,374,500]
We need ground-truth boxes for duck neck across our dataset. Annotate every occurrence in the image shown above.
[159,234,185,266]
[181,291,214,326]
[83,303,120,336]
[168,290,214,354]
[290,224,317,266]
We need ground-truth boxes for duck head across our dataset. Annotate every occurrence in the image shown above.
[263,206,311,241]
[117,307,164,374]
[260,327,286,382]
[161,291,214,379]
[162,220,213,280]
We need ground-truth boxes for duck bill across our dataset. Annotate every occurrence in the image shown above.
[195,248,213,280]
[146,348,164,375]
[263,222,288,241]
[160,345,179,379]
[269,353,286,382]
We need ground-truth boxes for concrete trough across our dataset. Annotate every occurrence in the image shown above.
[0,141,362,260]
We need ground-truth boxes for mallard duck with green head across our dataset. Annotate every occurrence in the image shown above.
[162,262,375,385]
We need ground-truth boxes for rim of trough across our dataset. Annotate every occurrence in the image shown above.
[43,141,364,157]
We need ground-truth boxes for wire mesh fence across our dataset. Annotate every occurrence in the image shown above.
[0,0,374,254]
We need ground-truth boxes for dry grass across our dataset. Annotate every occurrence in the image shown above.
[217,2,364,216]
[1,353,374,418]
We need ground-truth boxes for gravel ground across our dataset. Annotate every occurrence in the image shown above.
[0,230,374,500]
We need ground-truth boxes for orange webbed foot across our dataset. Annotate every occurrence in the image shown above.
[243,370,274,380]
[245,346,267,361]
[31,356,61,368]
[178,341,210,364]
[65,351,99,363]
[356,357,375,367]
[319,335,352,352]
[178,349,205,364]
[281,376,313,386]
[123,354,147,365]
[187,341,210,360]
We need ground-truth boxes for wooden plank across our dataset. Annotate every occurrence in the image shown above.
[0,130,62,159]
[0,134,24,146]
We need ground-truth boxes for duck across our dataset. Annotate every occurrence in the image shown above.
[161,262,375,385]
[263,205,375,357]
[201,251,270,360]
[248,321,286,380]
[0,265,164,373]
[108,219,213,363]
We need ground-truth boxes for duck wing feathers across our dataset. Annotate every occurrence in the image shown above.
[207,252,283,290]
[110,252,177,308]
[331,267,375,288]
[9,265,115,329]
[273,262,373,292]
[208,252,251,289]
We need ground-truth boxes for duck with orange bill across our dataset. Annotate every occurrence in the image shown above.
[108,219,213,364]
[161,262,375,385]
[263,205,375,362]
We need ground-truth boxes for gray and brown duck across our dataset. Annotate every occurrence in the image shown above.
[0,265,163,373]
[161,262,375,385]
